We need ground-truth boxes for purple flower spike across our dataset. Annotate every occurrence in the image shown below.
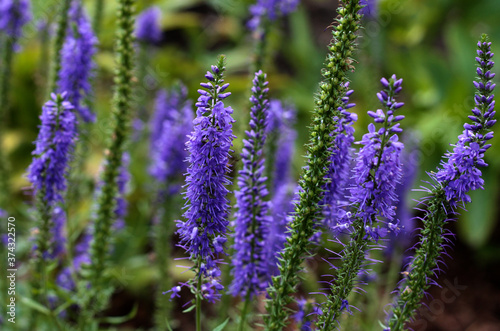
[248,0,300,31]
[57,1,98,122]
[0,0,31,49]
[27,93,77,206]
[149,86,193,186]
[338,75,406,239]
[135,6,162,44]
[321,82,357,230]
[435,38,495,207]
[230,71,271,299]
[175,57,235,302]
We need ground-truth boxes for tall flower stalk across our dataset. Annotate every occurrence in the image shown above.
[386,35,496,331]
[27,92,77,302]
[78,0,135,327]
[47,0,71,98]
[263,1,363,329]
[149,86,193,329]
[230,70,271,330]
[172,56,235,331]
[57,0,98,123]
[317,75,405,329]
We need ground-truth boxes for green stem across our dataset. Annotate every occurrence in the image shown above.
[263,2,362,329]
[78,0,135,326]
[92,0,105,36]
[0,36,15,207]
[253,19,270,72]
[153,195,174,329]
[238,294,252,331]
[47,0,71,97]
[196,267,202,331]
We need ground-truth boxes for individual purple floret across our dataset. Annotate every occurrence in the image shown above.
[335,75,405,240]
[435,40,496,207]
[57,0,98,123]
[27,93,77,205]
[135,6,162,44]
[230,71,271,299]
[248,0,300,31]
[0,0,31,48]
[174,58,235,302]
[149,86,193,186]
[321,83,357,230]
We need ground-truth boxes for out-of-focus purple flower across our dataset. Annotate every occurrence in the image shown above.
[57,1,98,123]
[248,0,300,31]
[149,86,193,185]
[335,75,405,240]
[51,206,66,258]
[27,93,77,205]
[360,0,378,19]
[0,0,31,49]
[230,71,271,299]
[390,132,419,247]
[435,40,495,207]
[135,6,162,44]
[175,58,235,302]
[321,83,357,230]
[293,298,314,331]
[265,100,297,274]
[56,230,92,291]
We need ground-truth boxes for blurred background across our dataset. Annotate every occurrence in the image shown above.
[5,0,500,329]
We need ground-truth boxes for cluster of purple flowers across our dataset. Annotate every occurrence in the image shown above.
[321,83,357,230]
[248,0,300,31]
[435,40,496,207]
[230,71,271,299]
[335,75,405,240]
[135,6,162,44]
[149,86,193,187]
[264,100,297,272]
[57,0,98,123]
[27,93,78,205]
[0,0,31,48]
[174,61,235,302]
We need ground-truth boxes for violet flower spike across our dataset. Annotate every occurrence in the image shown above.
[321,82,357,231]
[135,6,162,44]
[173,56,235,303]
[149,86,193,185]
[248,0,300,31]
[230,70,271,300]
[57,0,98,122]
[0,0,31,49]
[27,92,78,205]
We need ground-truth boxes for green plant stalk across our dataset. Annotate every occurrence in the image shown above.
[387,191,447,330]
[153,196,175,329]
[253,19,270,72]
[47,0,71,97]
[262,1,362,330]
[78,0,135,328]
[196,265,202,331]
[0,35,15,330]
[92,0,105,36]
[0,36,15,207]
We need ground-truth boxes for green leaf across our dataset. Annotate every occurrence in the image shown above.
[98,303,138,324]
[182,304,196,313]
[212,318,230,331]
[20,297,51,315]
